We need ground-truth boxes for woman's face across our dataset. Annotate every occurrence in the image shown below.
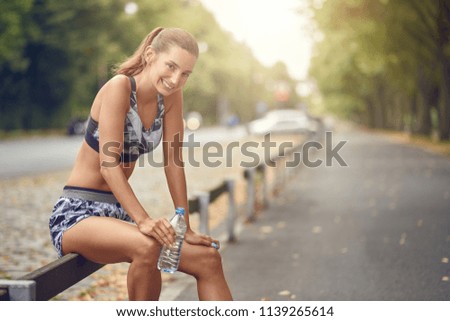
[148,45,197,96]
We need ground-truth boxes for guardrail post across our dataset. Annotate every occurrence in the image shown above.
[197,191,210,235]
[281,158,287,186]
[259,165,269,209]
[0,280,36,301]
[272,161,280,196]
[225,179,237,242]
[245,168,256,222]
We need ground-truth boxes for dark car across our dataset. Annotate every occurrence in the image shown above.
[67,117,87,136]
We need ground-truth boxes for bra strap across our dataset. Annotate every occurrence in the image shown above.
[128,76,136,92]
[157,94,165,117]
[128,76,137,112]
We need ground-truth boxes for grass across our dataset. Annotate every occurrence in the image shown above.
[371,128,450,158]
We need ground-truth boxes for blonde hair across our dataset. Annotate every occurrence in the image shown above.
[115,27,199,76]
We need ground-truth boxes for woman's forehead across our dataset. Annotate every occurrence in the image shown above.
[160,46,197,70]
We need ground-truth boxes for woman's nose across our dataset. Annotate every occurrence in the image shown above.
[170,72,181,87]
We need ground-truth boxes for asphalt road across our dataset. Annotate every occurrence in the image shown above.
[0,126,247,179]
[175,127,450,300]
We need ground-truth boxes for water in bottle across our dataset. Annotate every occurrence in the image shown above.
[157,207,187,273]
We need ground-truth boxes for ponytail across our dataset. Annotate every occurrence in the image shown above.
[115,27,164,76]
[115,27,198,76]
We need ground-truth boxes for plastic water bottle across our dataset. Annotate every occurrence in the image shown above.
[157,207,187,273]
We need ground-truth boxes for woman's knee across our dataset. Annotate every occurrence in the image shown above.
[192,247,223,278]
[131,236,161,265]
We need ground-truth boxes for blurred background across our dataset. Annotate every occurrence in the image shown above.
[1,0,449,141]
[1,0,449,301]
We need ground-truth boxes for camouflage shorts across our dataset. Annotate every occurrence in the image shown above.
[49,186,133,257]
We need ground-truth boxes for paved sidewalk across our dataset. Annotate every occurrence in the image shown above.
[172,127,450,300]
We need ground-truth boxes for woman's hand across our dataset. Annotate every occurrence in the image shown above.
[138,217,176,247]
[185,229,220,249]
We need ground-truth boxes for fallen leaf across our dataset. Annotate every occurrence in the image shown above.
[278,290,291,296]
[260,226,273,234]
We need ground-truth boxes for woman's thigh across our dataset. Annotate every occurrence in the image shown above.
[62,216,155,264]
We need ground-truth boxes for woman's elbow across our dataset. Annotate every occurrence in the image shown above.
[100,160,120,179]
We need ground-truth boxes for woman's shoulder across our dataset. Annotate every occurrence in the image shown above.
[94,74,132,111]
[103,74,131,92]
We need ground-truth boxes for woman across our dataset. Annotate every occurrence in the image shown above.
[49,27,232,301]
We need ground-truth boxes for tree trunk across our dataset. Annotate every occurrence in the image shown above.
[374,79,386,128]
[365,98,376,128]
[415,65,433,135]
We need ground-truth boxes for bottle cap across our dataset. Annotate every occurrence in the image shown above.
[175,207,185,215]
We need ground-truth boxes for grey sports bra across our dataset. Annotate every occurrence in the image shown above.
[85,76,165,163]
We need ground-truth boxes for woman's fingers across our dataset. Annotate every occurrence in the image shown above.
[211,240,220,249]
[158,219,176,244]
[194,233,220,249]
[150,221,220,249]
[138,218,176,246]
[144,218,175,246]
[203,234,220,249]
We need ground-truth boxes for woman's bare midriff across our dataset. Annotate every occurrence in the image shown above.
[66,140,136,191]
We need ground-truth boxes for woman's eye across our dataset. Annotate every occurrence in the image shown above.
[167,64,175,70]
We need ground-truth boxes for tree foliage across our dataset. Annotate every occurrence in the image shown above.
[308,0,450,140]
[0,0,299,131]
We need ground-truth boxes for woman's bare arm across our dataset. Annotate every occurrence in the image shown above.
[98,75,175,246]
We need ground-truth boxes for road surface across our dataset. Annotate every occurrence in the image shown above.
[175,126,450,300]
[0,126,247,179]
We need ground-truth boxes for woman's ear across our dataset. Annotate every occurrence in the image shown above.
[144,46,155,64]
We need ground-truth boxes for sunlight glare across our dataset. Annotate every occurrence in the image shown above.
[200,0,313,80]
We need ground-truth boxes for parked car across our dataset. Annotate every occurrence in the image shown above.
[67,117,87,136]
[247,109,313,136]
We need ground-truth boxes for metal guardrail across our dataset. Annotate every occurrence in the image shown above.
[243,136,310,222]
[0,253,103,301]
[0,178,238,301]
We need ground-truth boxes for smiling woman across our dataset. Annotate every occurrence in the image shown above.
[48,27,233,301]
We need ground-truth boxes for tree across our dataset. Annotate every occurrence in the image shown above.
[0,0,299,131]
[308,0,450,140]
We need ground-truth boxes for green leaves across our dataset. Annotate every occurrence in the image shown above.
[0,0,297,130]
[0,0,33,71]
[308,0,450,139]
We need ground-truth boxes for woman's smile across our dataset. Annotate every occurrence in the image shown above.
[162,78,175,91]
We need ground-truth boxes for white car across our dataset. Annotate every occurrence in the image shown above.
[248,109,312,136]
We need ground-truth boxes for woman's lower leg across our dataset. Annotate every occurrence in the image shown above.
[127,259,162,300]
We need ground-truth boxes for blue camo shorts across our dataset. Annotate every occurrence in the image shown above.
[49,186,133,257]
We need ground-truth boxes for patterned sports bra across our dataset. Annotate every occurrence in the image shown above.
[85,76,165,163]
